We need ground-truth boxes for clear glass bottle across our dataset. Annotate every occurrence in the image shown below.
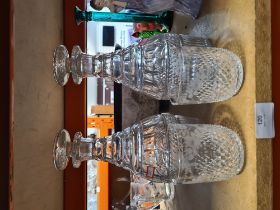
[53,113,244,184]
[53,33,243,104]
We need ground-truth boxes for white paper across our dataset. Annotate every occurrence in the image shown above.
[255,103,275,139]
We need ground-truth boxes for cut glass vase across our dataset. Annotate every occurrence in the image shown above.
[53,113,244,184]
[53,33,243,104]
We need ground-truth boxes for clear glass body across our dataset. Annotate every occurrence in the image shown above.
[53,113,244,184]
[111,174,174,210]
[53,33,243,104]
[130,175,174,209]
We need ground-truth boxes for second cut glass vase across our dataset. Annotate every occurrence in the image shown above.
[53,33,243,104]
[53,113,244,184]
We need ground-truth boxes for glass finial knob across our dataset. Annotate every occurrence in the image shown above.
[53,45,84,86]
[53,129,71,170]
[53,45,70,86]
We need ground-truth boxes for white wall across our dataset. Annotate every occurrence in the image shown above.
[86,3,136,55]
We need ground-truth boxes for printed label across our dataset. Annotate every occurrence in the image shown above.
[255,103,275,139]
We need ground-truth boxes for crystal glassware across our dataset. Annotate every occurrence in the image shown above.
[130,175,174,209]
[53,33,243,104]
[112,174,174,210]
[75,6,173,30]
[53,113,244,184]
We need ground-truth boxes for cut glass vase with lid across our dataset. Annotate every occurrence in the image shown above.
[53,33,243,104]
[53,113,244,184]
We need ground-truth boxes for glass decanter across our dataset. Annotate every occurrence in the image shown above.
[53,113,244,184]
[53,33,243,104]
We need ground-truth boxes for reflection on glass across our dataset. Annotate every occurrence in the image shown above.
[86,10,137,209]
[112,174,174,210]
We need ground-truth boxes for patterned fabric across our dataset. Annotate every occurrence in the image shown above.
[113,0,203,18]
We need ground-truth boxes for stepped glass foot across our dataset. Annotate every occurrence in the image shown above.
[71,45,83,85]
[72,132,83,168]
[53,45,83,86]
[53,129,71,170]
